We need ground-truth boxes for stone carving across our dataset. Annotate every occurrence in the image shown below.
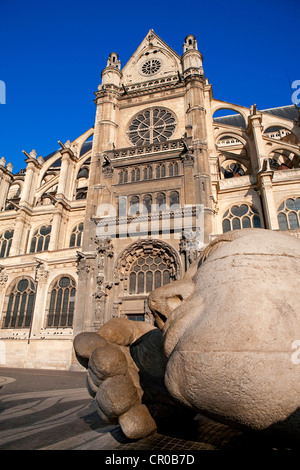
[73,229,300,441]
[0,266,8,287]
[34,258,49,283]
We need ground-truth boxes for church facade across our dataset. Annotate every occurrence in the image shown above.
[0,31,299,370]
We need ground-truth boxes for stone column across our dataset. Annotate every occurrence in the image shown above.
[29,261,50,337]
[9,208,30,256]
[249,113,266,172]
[181,153,195,204]
[257,170,279,230]
[184,77,214,243]
[56,147,77,199]
[10,157,41,256]
[0,268,9,321]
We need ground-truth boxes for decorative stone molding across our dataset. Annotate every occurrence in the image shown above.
[34,258,49,283]
[181,153,195,167]
[115,239,182,285]
[94,236,114,258]
[179,231,203,267]
[0,269,8,287]
[76,251,97,276]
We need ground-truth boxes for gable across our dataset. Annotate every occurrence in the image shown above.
[121,30,182,86]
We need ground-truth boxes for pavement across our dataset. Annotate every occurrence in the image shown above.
[0,367,298,452]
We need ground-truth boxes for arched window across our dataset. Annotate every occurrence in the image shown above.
[69,222,84,247]
[118,196,127,217]
[224,162,245,178]
[0,230,14,258]
[129,196,140,215]
[3,277,36,328]
[29,225,52,253]
[156,193,166,211]
[144,166,153,180]
[156,164,165,179]
[222,204,261,233]
[170,191,180,208]
[169,162,179,177]
[118,169,128,184]
[143,194,152,213]
[75,188,87,200]
[277,197,300,230]
[129,255,173,294]
[47,276,76,328]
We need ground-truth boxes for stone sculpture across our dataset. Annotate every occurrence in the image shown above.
[73,229,300,441]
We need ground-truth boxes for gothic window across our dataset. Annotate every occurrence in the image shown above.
[29,225,52,253]
[119,169,128,184]
[156,164,166,179]
[129,255,172,294]
[277,197,300,230]
[170,191,180,208]
[222,204,261,233]
[129,196,140,215]
[224,162,245,178]
[143,194,152,213]
[118,196,127,217]
[69,222,84,247]
[47,276,76,328]
[143,166,153,180]
[3,277,36,328]
[0,230,14,258]
[75,188,88,200]
[140,58,162,76]
[169,162,179,177]
[77,166,89,180]
[127,108,176,146]
[156,193,166,210]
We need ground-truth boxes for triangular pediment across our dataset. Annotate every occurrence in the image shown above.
[121,30,182,86]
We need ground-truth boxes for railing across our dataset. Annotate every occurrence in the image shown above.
[107,139,185,160]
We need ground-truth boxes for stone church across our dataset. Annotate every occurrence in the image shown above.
[0,30,299,370]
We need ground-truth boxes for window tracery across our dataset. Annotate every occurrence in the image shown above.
[127,108,176,146]
[29,225,52,253]
[47,276,76,328]
[0,230,14,258]
[69,222,84,247]
[3,277,36,328]
[277,197,300,230]
[222,204,261,232]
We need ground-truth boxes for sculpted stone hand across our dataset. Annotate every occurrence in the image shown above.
[73,317,191,439]
[74,229,300,440]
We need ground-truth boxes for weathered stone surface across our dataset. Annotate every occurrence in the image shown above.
[119,404,157,440]
[73,229,300,440]
[97,317,155,346]
[95,374,139,421]
[162,229,300,434]
[73,332,108,368]
[89,343,128,380]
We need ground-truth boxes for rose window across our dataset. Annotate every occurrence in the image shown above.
[141,59,161,76]
[127,108,176,146]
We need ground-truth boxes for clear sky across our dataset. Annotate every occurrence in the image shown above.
[0,0,299,172]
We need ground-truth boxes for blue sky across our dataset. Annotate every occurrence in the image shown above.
[0,0,299,172]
